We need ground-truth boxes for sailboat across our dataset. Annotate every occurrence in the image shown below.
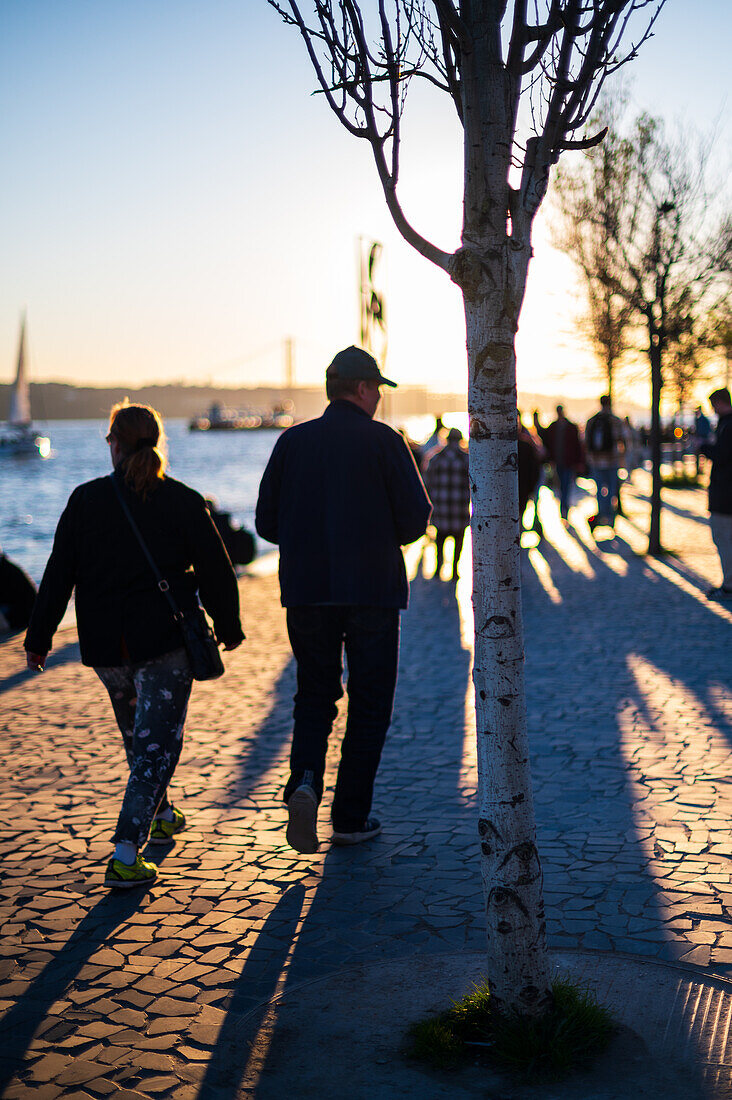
[0,316,51,458]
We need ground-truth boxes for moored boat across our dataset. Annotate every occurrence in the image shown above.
[0,316,50,458]
[189,400,295,432]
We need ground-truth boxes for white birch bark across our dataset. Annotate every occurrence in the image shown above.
[450,8,553,1015]
[465,292,552,1015]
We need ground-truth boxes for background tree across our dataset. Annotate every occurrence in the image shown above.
[554,103,636,402]
[706,263,732,391]
[665,304,719,414]
[271,0,664,1016]
[555,106,730,554]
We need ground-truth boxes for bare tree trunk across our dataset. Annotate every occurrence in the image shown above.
[607,356,614,404]
[648,336,663,556]
[466,287,552,1015]
[452,4,552,1017]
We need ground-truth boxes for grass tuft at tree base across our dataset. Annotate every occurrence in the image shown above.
[406,976,614,1080]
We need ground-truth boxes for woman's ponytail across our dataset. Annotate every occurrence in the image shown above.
[108,401,167,497]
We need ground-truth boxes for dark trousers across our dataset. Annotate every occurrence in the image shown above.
[284,605,400,832]
[556,466,575,519]
[435,527,466,579]
[96,647,193,848]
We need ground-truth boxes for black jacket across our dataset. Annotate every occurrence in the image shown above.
[701,412,732,515]
[25,470,244,666]
[255,400,431,608]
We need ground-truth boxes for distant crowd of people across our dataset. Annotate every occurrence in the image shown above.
[2,347,729,887]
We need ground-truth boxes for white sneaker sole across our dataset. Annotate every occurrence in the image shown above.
[286,787,319,853]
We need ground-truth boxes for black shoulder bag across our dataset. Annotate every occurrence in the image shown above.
[110,475,225,681]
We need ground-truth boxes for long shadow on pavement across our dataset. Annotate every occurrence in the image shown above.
[0,889,150,1092]
[654,494,708,524]
[523,513,731,963]
[224,659,297,804]
[0,638,81,695]
[196,884,305,1100]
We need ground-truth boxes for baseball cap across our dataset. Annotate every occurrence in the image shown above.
[326,346,397,387]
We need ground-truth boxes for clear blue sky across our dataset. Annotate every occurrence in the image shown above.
[1,1,729,399]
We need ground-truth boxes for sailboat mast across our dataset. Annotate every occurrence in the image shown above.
[9,314,32,427]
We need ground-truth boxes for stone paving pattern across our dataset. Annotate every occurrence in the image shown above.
[0,470,731,1098]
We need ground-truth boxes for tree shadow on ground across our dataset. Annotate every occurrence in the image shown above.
[196,884,305,1100]
[654,555,716,593]
[654,494,708,523]
[522,506,731,964]
[0,890,150,1091]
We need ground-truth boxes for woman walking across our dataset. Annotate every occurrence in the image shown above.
[24,402,244,888]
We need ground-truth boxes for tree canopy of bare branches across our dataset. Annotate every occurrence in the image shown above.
[270,1,664,281]
[554,102,730,553]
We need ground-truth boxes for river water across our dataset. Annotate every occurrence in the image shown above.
[0,420,281,582]
[0,412,458,584]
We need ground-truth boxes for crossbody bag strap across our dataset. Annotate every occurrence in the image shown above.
[109,473,183,623]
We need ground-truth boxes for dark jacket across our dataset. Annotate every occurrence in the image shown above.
[543,417,584,469]
[518,437,541,515]
[25,470,244,666]
[701,412,732,515]
[255,400,431,608]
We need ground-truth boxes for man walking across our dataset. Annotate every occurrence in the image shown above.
[694,405,712,477]
[697,387,732,601]
[255,347,431,853]
[584,395,624,532]
[424,427,470,581]
[542,405,583,521]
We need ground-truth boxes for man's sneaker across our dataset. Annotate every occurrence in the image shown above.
[104,854,157,889]
[707,586,732,602]
[286,784,319,854]
[149,806,186,844]
[331,817,382,846]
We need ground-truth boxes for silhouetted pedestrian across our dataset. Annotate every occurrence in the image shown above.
[204,497,256,567]
[542,404,584,521]
[255,347,431,853]
[0,549,36,633]
[24,402,244,888]
[424,427,470,581]
[694,406,712,477]
[421,415,446,467]
[518,414,542,535]
[585,395,625,532]
[697,387,732,601]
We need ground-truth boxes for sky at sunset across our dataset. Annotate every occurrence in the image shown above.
[1,1,730,403]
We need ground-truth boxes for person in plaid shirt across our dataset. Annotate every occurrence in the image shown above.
[424,427,470,581]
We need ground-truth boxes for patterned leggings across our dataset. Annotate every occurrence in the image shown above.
[96,647,193,848]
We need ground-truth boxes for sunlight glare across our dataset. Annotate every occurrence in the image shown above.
[527,547,562,604]
[571,516,629,575]
[620,654,731,888]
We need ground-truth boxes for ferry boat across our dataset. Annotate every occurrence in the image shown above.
[189,401,295,432]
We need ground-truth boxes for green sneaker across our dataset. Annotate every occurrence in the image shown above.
[149,806,186,845]
[104,854,157,889]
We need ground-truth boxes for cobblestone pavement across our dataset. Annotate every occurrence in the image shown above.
[1,470,731,1099]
